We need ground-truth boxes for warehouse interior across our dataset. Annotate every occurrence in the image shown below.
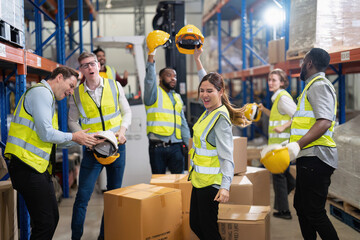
[1,0,360,239]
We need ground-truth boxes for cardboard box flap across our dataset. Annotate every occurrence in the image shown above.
[150,174,188,183]
[231,175,252,185]
[218,204,271,221]
[105,183,181,200]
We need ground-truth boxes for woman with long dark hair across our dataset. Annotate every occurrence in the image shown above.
[188,72,250,239]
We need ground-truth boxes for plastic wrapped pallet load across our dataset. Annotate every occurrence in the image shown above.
[287,0,360,58]
[330,115,360,209]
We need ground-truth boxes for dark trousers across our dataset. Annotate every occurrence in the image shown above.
[294,156,339,240]
[273,168,296,211]
[149,142,184,174]
[190,186,221,240]
[8,157,59,240]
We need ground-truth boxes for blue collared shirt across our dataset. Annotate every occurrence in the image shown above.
[24,80,73,147]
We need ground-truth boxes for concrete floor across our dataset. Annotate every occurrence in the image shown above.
[53,181,360,240]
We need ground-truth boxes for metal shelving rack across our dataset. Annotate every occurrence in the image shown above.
[202,0,351,139]
[0,1,96,239]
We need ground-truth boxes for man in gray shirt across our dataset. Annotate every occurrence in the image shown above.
[144,46,191,174]
[286,48,339,239]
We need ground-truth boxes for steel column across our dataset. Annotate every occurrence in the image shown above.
[338,64,346,124]
[217,11,222,73]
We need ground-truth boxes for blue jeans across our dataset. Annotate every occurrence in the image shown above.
[71,144,126,240]
[149,142,184,174]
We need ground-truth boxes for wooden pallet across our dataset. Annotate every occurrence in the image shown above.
[286,49,309,60]
[328,194,360,222]
[330,204,360,233]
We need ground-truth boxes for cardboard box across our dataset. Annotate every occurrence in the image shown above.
[150,174,191,212]
[268,38,285,64]
[0,149,8,180]
[228,175,253,205]
[0,180,18,240]
[150,174,198,240]
[189,137,247,175]
[218,204,271,240]
[244,167,271,206]
[233,137,247,174]
[104,184,183,240]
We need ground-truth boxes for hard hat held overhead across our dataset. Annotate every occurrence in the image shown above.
[93,131,119,165]
[244,103,262,122]
[146,30,171,54]
[260,144,290,174]
[175,24,204,54]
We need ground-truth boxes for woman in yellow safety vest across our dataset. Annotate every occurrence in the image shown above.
[258,68,296,220]
[188,72,250,239]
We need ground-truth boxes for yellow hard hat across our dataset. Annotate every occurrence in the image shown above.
[93,131,119,165]
[146,30,171,54]
[94,153,120,165]
[260,144,290,174]
[244,103,262,122]
[175,24,204,54]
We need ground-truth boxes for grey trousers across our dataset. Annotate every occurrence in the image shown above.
[273,169,296,211]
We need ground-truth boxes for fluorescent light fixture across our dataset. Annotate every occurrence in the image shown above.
[105,0,112,9]
[264,7,285,26]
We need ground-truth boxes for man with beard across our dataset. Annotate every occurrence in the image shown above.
[286,48,339,239]
[144,43,191,174]
[93,47,128,87]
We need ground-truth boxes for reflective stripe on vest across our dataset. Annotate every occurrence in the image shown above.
[105,65,115,80]
[290,76,337,148]
[268,90,292,145]
[189,105,231,188]
[5,83,58,173]
[73,78,122,133]
[145,86,182,139]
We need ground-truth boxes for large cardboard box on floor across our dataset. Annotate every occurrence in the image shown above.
[228,175,253,205]
[150,174,198,240]
[218,204,271,240]
[188,137,247,175]
[244,167,271,206]
[104,183,182,240]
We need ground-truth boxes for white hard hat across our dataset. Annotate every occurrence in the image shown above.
[93,131,119,164]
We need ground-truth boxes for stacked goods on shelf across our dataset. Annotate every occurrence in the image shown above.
[0,0,25,47]
[203,0,219,15]
[330,115,360,209]
[287,0,360,58]
[202,36,243,73]
[268,38,285,64]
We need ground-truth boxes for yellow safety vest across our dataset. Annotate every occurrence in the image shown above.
[145,86,182,139]
[268,90,292,145]
[99,65,115,80]
[188,105,231,188]
[5,83,58,173]
[73,78,122,133]
[290,76,337,148]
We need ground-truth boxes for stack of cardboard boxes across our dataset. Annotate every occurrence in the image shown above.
[104,136,271,239]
